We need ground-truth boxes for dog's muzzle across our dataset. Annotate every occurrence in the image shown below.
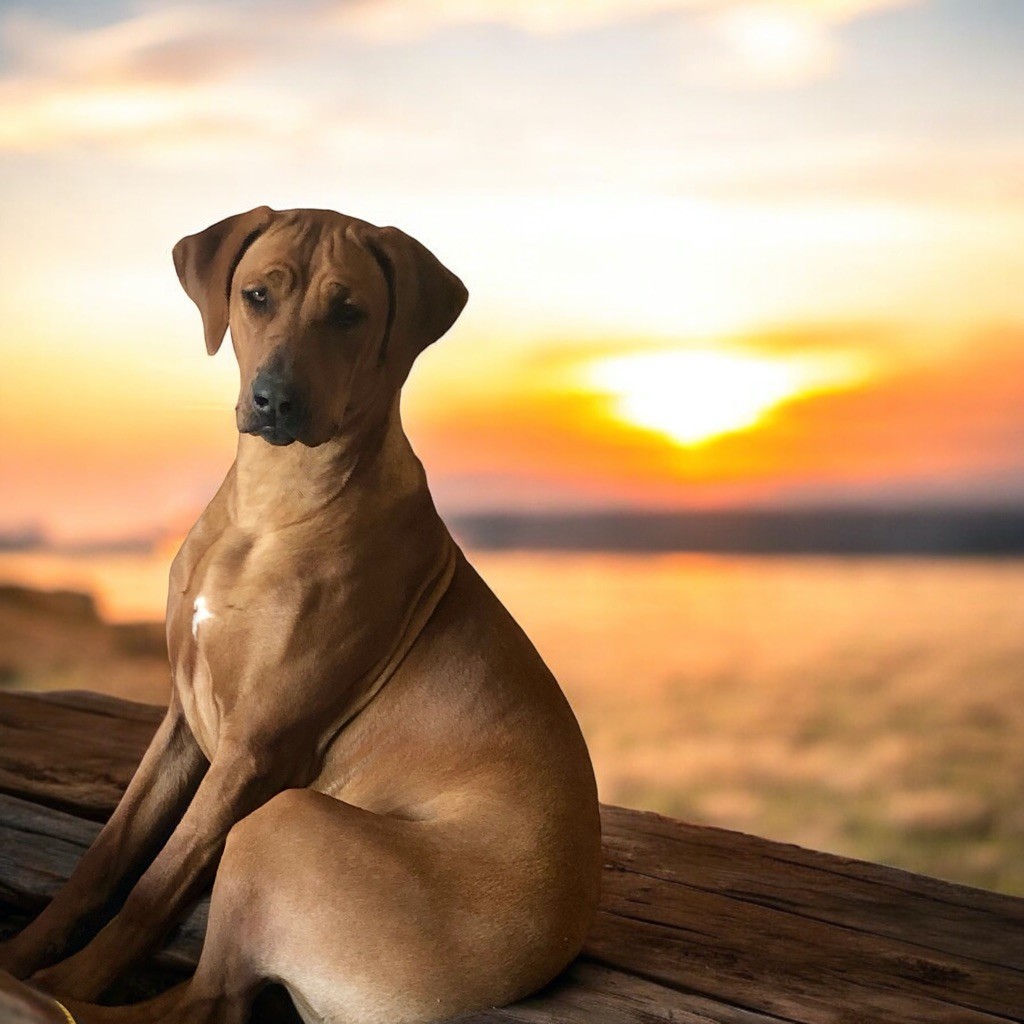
[243,369,306,446]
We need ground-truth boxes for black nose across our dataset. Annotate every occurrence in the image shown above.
[252,375,295,418]
[249,369,304,442]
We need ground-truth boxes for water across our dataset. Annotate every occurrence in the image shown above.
[2,548,1022,894]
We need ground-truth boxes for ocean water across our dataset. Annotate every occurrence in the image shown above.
[2,548,1022,895]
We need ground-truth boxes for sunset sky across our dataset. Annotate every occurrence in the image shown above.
[2,0,1024,542]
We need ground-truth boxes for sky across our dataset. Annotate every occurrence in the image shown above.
[2,0,1023,542]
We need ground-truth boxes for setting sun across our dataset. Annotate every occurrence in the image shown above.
[585,349,872,447]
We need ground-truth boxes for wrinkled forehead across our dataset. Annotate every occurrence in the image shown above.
[234,210,382,297]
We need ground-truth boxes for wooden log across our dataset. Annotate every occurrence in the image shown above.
[600,807,1024,971]
[0,793,205,973]
[0,691,162,820]
[1,690,1022,1023]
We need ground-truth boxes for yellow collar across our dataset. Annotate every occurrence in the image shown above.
[53,999,76,1024]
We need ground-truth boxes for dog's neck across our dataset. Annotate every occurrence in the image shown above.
[229,400,427,532]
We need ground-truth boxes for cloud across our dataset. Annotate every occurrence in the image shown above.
[701,6,839,87]
[326,0,695,37]
[666,133,1024,207]
[0,6,278,87]
[0,0,922,156]
[692,0,922,88]
[0,4,443,162]
[327,0,913,38]
[327,0,918,88]
[0,5,301,152]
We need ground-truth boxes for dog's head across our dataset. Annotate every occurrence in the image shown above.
[172,207,467,447]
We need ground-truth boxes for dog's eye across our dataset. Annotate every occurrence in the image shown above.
[243,287,268,307]
[330,301,365,329]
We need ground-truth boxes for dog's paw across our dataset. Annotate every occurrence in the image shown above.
[29,951,112,1005]
[27,964,78,1001]
[0,969,69,1024]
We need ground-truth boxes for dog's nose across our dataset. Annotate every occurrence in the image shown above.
[249,369,305,445]
[251,373,296,419]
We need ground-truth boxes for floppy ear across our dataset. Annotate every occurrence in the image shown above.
[361,225,468,379]
[172,206,276,355]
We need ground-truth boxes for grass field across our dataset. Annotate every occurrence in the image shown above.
[481,553,1024,896]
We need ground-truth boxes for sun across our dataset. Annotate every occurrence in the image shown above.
[585,348,870,447]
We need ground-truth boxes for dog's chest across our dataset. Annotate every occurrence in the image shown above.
[169,532,262,760]
[172,588,223,759]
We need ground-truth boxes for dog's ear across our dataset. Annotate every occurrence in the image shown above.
[361,225,468,378]
[173,206,276,355]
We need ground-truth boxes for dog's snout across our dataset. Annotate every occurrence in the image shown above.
[248,369,305,445]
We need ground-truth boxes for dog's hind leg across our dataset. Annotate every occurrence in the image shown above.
[158,787,497,1024]
[28,787,511,1024]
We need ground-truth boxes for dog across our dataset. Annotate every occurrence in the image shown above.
[0,207,602,1024]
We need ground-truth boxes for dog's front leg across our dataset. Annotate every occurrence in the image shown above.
[0,697,207,979]
[30,734,295,1001]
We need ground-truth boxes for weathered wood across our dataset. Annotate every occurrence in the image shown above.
[601,806,1024,970]
[597,808,1024,1021]
[592,869,1020,1023]
[0,691,163,820]
[1,690,1022,1024]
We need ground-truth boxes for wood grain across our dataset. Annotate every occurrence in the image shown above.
[0,690,163,820]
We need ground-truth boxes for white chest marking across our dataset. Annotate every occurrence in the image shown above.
[192,595,214,639]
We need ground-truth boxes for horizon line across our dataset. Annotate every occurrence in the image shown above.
[2,505,1023,557]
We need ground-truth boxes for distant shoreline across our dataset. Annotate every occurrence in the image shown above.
[5,507,1023,558]
[450,507,1024,556]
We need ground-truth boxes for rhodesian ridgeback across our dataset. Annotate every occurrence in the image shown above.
[0,207,601,1024]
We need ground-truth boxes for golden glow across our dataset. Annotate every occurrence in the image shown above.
[712,7,834,86]
[585,349,872,447]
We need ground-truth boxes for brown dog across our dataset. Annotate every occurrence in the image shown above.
[0,208,601,1024]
